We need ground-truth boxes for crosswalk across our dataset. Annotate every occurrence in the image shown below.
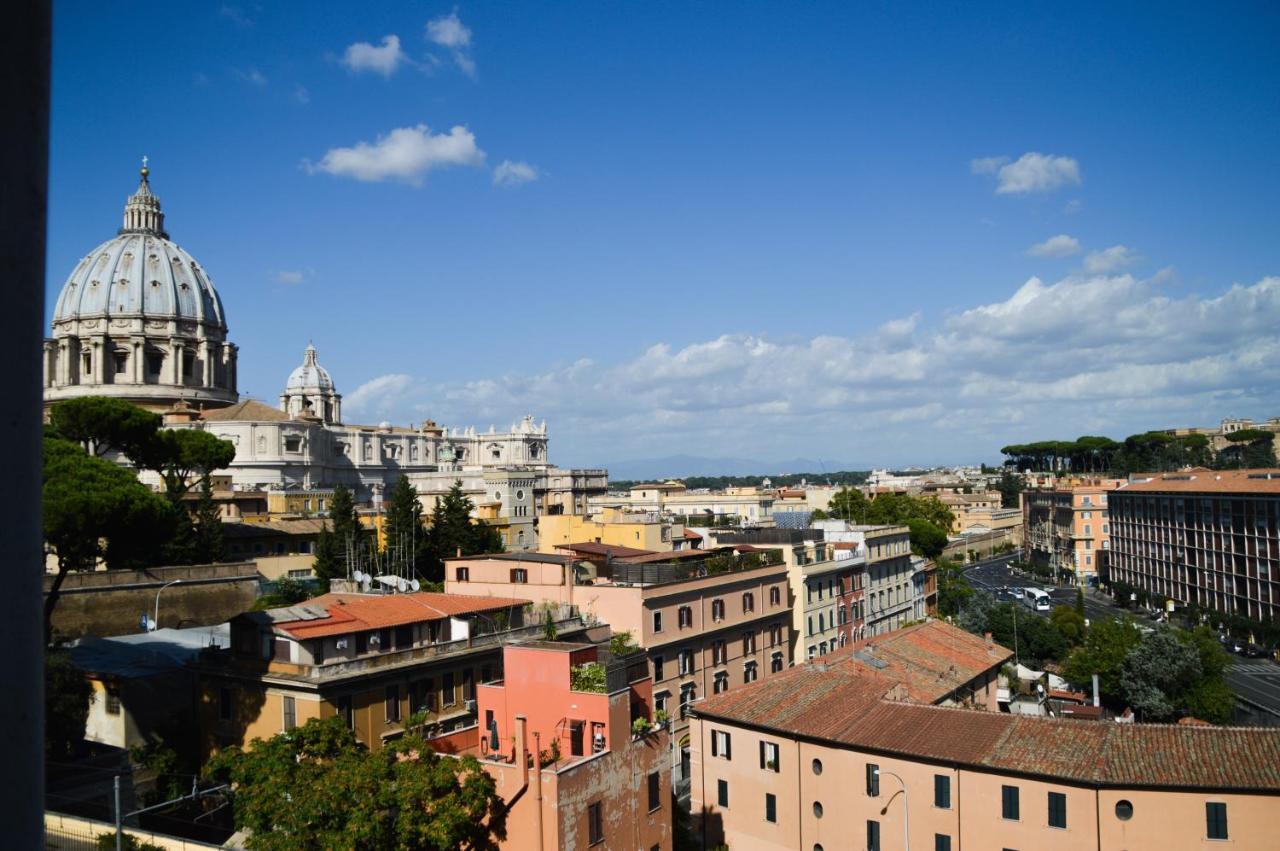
[1229,659,1280,677]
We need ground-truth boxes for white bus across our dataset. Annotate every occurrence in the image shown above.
[1022,588,1052,612]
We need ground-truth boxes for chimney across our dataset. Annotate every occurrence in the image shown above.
[1092,674,1100,707]
[515,715,529,784]
[984,631,993,648]
[457,546,463,558]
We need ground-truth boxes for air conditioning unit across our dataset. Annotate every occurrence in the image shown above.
[465,699,477,714]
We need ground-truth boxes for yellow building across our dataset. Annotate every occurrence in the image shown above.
[537,508,686,553]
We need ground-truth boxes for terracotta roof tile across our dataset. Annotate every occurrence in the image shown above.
[274,592,529,639]
[1118,469,1280,495]
[201,399,292,422]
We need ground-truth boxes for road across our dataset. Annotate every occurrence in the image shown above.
[963,555,1121,625]
[1225,659,1280,725]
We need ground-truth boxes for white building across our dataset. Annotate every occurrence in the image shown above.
[44,165,607,528]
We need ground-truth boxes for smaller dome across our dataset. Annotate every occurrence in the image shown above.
[285,343,334,392]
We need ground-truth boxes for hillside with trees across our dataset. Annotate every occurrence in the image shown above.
[1000,429,1275,474]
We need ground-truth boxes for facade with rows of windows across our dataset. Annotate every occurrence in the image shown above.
[1107,470,1280,621]
[689,619,1280,851]
[1022,479,1123,585]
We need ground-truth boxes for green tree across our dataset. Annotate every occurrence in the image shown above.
[936,559,974,617]
[1049,604,1087,645]
[43,436,174,642]
[1061,617,1143,702]
[205,716,505,850]
[423,481,504,583]
[1121,630,1204,721]
[985,603,1069,666]
[905,517,948,559]
[48,396,161,458]
[311,521,343,584]
[955,592,994,635]
[192,475,224,563]
[136,428,236,502]
[383,475,427,576]
[313,484,365,583]
[46,649,91,758]
[826,487,872,523]
[1075,587,1086,617]
[994,469,1025,508]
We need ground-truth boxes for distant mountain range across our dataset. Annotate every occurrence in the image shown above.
[600,454,872,482]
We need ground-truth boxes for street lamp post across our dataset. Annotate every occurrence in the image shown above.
[152,579,183,631]
[875,767,909,851]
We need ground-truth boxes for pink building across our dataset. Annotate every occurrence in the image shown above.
[430,640,671,850]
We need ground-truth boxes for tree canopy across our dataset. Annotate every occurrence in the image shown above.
[821,488,954,557]
[998,427,1274,474]
[422,481,504,582]
[383,475,429,576]
[136,428,237,502]
[46,649,91,758]
[312,484,367,584]
[48,396,162,458]
[205,716,506,850]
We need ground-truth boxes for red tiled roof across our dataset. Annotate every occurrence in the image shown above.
[680,529,702,540]
[557,542,654,558]
[275,592,529,639]
[694,622,1280,791]
[833,620,1012,703]
[1119,469,1280,495]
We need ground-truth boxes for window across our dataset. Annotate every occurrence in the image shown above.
[866,763,880,796]
[935,836,952,851]
[385,685,401,722]
[654,691,668,715]
[711,729,732,759]
[443,672,455,706]
[510,567,528,583]
[717,779,729,808]
[713,640,727,666]
[743,632,756,655]
[679,606,693,628]
[1206,802,1228,840]
[653,610,663,633]
[283,696,296,730]
[456,566,469,582]
[811,758,823,775]
[337,695,353,728]
[765,792,777,823]
[1114,800,1133,821]
[679,649,695,675]
[588,801,603,845]
[653,655,665,681]
[648,771,661,812]
[463,668,475,700]
[219,687,233,721]
[744,661,758,683]
[742,592,754,613]
[284,436,301,452]
[770,586,781,606]
[713,671,729,694]
[105,690,121,715]
[813,801,824,818]
[679,684,695,718]
[712,599,726,621]
[760,740,779,772]
[867,820,881,851]
[771,652,784,673]
[1048,791,1067,829]
[934,774,951,809]
[1002,785,1020,820]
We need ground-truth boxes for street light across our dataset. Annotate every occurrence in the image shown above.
[875,767,909,851]
[152,579,183,631]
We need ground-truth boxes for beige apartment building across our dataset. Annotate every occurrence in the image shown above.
[537,507,687,553]
[590,482,777,526]
[443,550,792,776]
[1023,478,1123,584]
[690,622,1280,851]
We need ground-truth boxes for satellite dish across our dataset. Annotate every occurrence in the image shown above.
[351,570,363,583]
[361,577,372,592]
[397,577,410,593]
[410,579,421,592]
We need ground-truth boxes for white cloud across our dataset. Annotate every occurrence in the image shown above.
[426,13,471,47]
[493,160,539,187]
[1026,234,1081,258]
[347,270,1280,466]
[220,5,252,26]
[347,374,419,420]
[275,270,305,284]
[426,13,476,77]
[233,67,267,86]
[974,152,1081,194]
[1064,198,1084,215]
[1084,245,1138,273]
[342,35,407,76]
[304,124,486,185]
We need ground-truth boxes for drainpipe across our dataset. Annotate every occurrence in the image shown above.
[531,728,545,851]
[1092,674,1100,707]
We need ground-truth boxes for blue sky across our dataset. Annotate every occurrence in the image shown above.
[47,2,1280,470]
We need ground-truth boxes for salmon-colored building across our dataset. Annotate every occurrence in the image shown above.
[428,640,672,850]
[444,550,793,778]
[690,622,1280,850]
[1023,478,1123,584]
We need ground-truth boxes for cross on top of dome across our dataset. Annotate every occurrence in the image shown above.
[121,158,167,238]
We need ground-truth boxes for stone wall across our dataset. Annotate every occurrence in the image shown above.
[46,562,260,639]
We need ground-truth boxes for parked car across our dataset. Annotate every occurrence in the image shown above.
[1243,643,1266,659]
[1230,639,1247,655]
